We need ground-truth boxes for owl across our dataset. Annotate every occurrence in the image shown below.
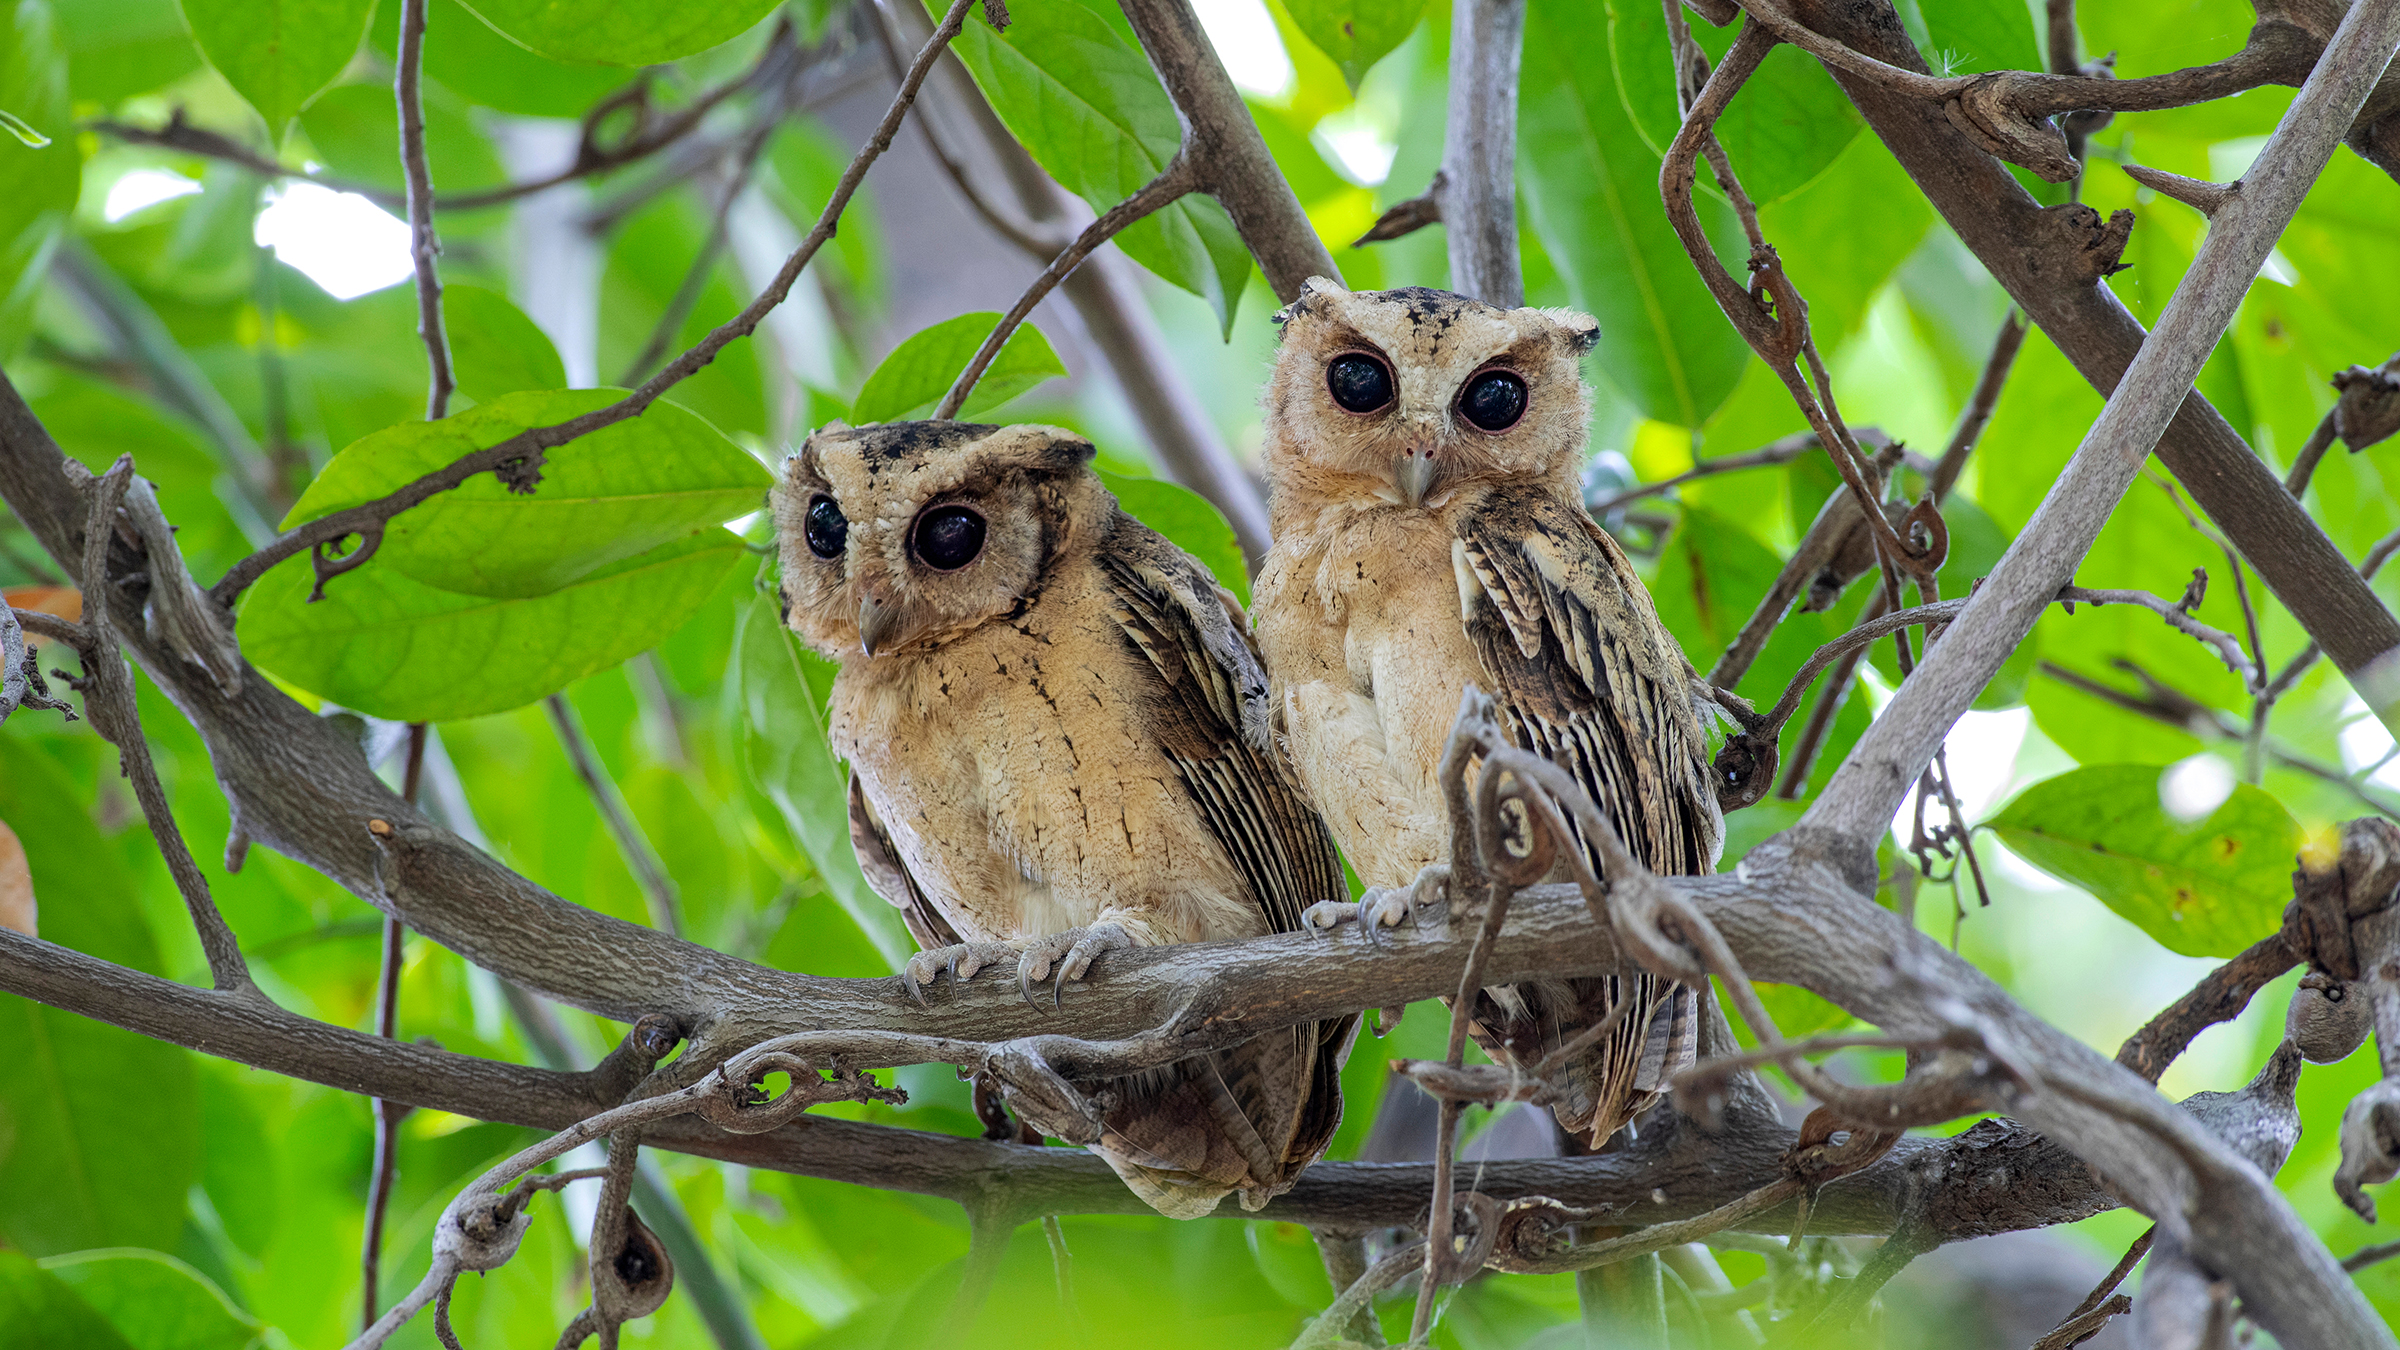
[1252,281,1725,1147]
[773,419,1353,1217]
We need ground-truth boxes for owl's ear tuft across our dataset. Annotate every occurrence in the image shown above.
[1040,431,1099,470]
[1274,276,1344,331]
[1554,311,1600,355]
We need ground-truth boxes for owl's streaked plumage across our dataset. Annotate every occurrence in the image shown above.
[773,420,1351,1217]
[1253,281,1725,1146]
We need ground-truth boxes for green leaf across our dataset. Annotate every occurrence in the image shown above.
[366,0,627,117]
[0,739,200,1257]
[1519,0,1750,428]
[283,389,769,599]
[1101,471,1249,605]
[443,285,569,405]
[945,0,1253,336]
[40,1251,262,1350]
[850,315,1066,425]
[1908,0,2040,77]
[0,1254,136,1350]
[53,0,200,106]
[238,527,747,720]
[1283,0,1428,90]
[294,78,506,199]
[458,0,780,66]
[730,590,915,971]
[1985,764,2304,957]
[176,0,376,136]
[0,0,79,353]
[1606,0,1862,205]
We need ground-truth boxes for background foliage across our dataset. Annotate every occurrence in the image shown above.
[1,0,2397,1344]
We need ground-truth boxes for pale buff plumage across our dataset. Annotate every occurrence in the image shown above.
[774,420,1350,1216]
[1253,281,1724,1146]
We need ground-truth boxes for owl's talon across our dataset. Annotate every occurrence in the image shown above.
[903,941,1021,1005]
[1013,923,1134,1009]
[1301,901,1360,935]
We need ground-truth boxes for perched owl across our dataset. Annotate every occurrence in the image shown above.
[1253,281,1724,1147]
[773,420,1352,1217]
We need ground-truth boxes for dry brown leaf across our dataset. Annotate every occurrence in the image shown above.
[3,586,81,650]
[0,815,35,937]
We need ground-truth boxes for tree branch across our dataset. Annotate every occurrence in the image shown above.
[546,693,682,937]
[933,159,1198,420]
[1439,0,1526,306]
[1806,0,2400,841]
[882,0,1274,563]
[1780,0,2400,741]
[1116,0,1341,300]
[87,21,806,215]
[397,0,454,423]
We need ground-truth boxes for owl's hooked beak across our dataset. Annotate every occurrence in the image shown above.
[1393,446,1441,507]
[856,594,904,658]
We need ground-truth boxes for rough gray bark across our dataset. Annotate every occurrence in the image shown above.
[1439,0,1526,306]
[1780,0,2400,732]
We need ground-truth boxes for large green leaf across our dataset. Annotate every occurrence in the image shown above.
[367,0,626,117]
[54,0,201,106]
[1986,764,2304,957]
[0,0,78,352]
[40,1251,261,1350]
[0,740,199,1258]
[1519,0,1750,428]
[443,285,569,406]
[850,315,1065,425]
[1101,471,1248,605]
[1606,0,1862,205]
[1284,0,1429,91]
[457,0,779,65]
[283,389,769,598]
[0,1255,135,1350]
[239,528,746,720]
[730,590,915,971]
[945,0,1253,336]
[176,0,375,136]
[293,78,507,201]
[1907,0,2041,76]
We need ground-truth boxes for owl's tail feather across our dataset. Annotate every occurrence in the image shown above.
[1469,974,1703,1148]
[1093,1016,1353,1219]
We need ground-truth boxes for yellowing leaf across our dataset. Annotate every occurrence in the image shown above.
[1986,764,2303,957]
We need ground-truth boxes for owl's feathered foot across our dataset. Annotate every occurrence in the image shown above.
[901,941,1023,1007]
[1301,864,1449,945]
[1016,922,1133,1008]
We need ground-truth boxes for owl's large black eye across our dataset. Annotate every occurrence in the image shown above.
[913,504,986,571]
[804,494,847,559]
[1459,370,1528,432]
[1326,353,1395,413]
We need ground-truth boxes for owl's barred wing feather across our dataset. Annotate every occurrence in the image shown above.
[1095,519,1350,933]
[1093,514,1353,1207]
[1453,490,1722,1142]
[847,772,964,952]
[1453,492,1720,874]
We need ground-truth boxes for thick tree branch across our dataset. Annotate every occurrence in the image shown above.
[1439,0,1526,306]
[1807,0,2400,842]
[1781,0,2400,741]
[1116,0,1341,300]
[0,898,2104,1243]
